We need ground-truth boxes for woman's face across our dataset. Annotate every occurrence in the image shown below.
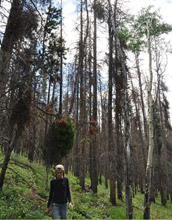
[56,170,63,179]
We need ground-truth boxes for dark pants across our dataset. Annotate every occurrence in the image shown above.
[52,203,67,219]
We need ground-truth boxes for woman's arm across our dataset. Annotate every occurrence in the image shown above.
[66,178,72,202]
[66,178,73,210]
[47,180,54,208]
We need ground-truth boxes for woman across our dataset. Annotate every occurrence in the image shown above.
[46,164,73,219]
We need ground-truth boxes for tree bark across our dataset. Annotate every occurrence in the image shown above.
[144,20,154,219]
[154,38,168,206]
[90,0,98,194]
[79,0,86,190]
[59,0,63,115]
[0,127,21,190]
[135,53,148,142]
[108,12,116,205]
[130,78,147,171]
[115,60,124,201]
[45,78,51,190]
[0,146,13,190]
[108,0,133,217]
[73,73,80,177]
[0,0,24,98]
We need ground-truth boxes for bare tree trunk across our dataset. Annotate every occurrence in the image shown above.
[79,0,85,190]
[116,102,123,200]
[130,78,147,171]
[74,75,80,177]
[112,0,124,202]
[115,61,124,201]
[0,147,13,190]
[144,20,154,219]
[90,0,98,193]
[45,78,51,190]
[0,127,21,190]
[154,38,168,206]
[135,53,148,142]
[59,0,63,115]
[68,62,79,116]
[123,59,133,219]
[157,88,168,206]
[28,73,37,162]
[99,82,109,190]
[0,0,24,98]
[108,12,116,205]
[88,23,93,185]
[159,147,168,206]
[108,0,133,217]
[45,165,50,191]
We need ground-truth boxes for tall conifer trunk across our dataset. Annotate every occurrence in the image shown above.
[108,12,116,205]
[59,0,63,115]
[144,20,154,219]
[0,0,24,98]
[108,0,133,217]
[79,0,85,190]
[114,0,123,201]
[135,53,148,142]
[115,71,124,200]
[155,39,168,206]
[0,123,22,190]
[90,0,98,193]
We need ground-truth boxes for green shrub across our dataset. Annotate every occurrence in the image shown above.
[44,117,75,165]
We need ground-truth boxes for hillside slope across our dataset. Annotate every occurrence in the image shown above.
[0,152,172,219]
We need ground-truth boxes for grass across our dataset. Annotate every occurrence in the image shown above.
[0,151,172,219]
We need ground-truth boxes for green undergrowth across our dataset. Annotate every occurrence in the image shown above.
[0,152,49,219]
[0,152,172,219]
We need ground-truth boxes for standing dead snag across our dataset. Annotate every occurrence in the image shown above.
[144,20,154,220]
[0,88,32,190]
[107,0,133,218]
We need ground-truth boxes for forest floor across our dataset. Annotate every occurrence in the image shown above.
[0,152,172,219]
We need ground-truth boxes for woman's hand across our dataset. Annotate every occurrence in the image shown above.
[46,207,50,215]
[69,202,73,210]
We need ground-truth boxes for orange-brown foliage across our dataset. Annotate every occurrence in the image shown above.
[90,120,98,127]
[89,127,99,136]
[54,118,67,125]
[46,104,53,113]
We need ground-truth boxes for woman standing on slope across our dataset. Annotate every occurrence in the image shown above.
[46,164,73,219]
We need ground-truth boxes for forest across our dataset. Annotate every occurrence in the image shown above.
[0,0,172,219]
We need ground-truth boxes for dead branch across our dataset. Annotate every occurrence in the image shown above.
[8,167,31,187]
[9,158,44,181]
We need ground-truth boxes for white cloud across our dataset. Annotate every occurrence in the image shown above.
[62,1,78,60]
[63,0,76,16]
[126,0,172,23]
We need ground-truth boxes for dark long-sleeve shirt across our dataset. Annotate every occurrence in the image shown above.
[47,177,72,208]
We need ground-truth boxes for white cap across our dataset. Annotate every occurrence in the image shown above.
[55,164,64,172]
